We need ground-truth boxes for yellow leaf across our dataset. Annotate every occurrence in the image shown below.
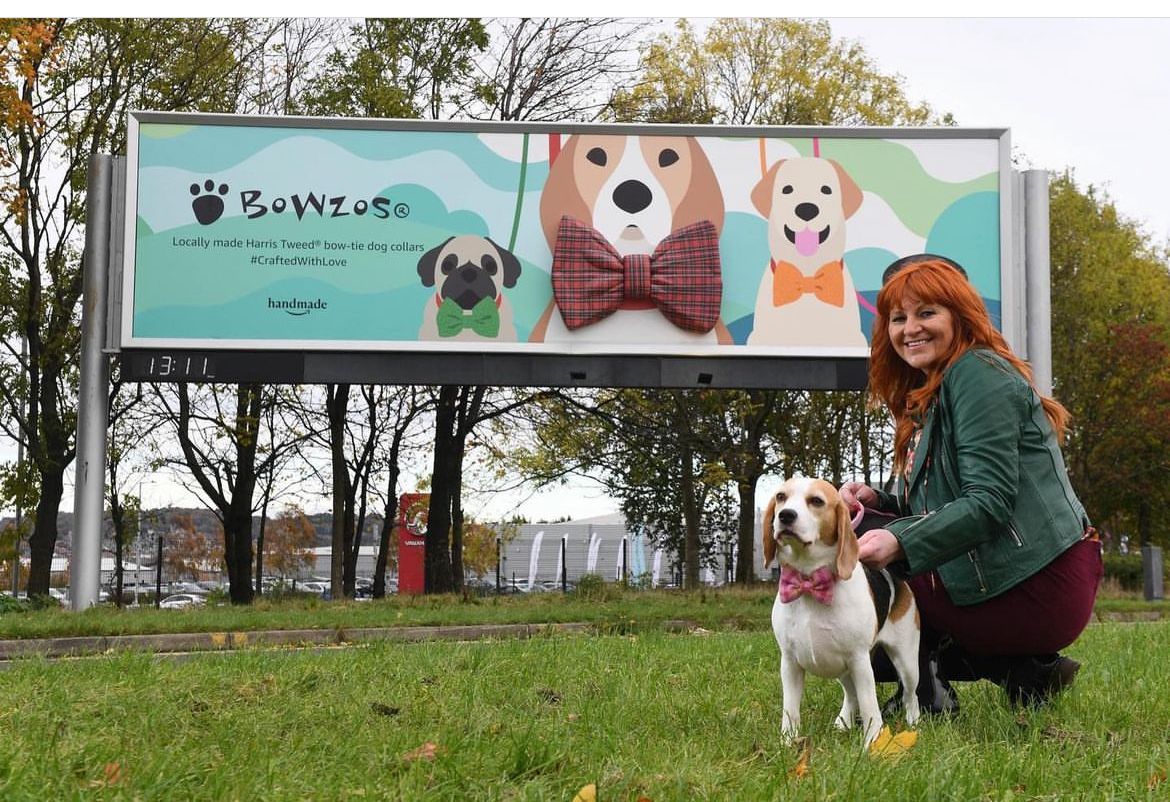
[1149,769,1167,790]
[868,726,918,760]
[571,783,597,802]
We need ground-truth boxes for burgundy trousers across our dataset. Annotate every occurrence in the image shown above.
[909,538,1104,657]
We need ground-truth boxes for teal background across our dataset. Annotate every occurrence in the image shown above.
[130,122,1002,347]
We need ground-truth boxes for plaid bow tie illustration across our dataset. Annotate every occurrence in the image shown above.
[771,259,845,307]
[436,296,500,338]
[779,565,837,605]
[551,216,723,333]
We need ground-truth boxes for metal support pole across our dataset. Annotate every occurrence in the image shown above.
[154,533,163,607]
[495,536,501,593]
[622,537,628,584]
[70,154,113,610]
[561,536,567,593]
[1024,169,1053,396]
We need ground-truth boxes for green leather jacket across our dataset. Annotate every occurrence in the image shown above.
[873,348,1090,606]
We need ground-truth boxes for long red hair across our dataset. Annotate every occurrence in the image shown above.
[869,258,1069,473]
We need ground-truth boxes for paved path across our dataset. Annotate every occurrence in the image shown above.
[0,619,699,665]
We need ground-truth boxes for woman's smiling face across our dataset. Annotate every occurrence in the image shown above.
[888,293,956,373]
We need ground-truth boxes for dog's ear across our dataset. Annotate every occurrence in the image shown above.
[417,237,454,288]
[487,237,522,288]
[762,494,778,569]
[672,138,725,235]
[834,494,859,581]
[540,135,592,250]
[751,161,783,218]
[829,159,863,219]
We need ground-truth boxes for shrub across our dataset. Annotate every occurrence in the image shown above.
[1102,551,1169,592]
[573,573,619,602]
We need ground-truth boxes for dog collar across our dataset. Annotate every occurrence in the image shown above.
[779,565,837,605]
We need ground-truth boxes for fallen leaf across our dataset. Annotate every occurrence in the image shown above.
[539,688,562,705]
[1149,769,1167,790]
[571,782,597,802]
[788,737,811,779]
[868,726,918,760]
[103,762,125,785]
[402,742,442,762]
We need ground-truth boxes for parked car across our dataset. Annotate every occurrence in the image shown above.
[159,593,207,610]
[296,581,330,598]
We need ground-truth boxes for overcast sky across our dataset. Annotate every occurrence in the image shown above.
[827,16,1168,246]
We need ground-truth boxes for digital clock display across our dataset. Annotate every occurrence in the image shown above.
[123,351,217,381]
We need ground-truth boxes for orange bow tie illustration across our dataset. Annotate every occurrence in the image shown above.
[771,259,845,307]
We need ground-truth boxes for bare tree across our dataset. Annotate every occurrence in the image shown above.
[462,18,652,122]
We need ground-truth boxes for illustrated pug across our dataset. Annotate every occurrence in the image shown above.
[417,235,522,342]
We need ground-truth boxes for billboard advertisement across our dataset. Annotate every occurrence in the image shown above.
[121,112,1009,359]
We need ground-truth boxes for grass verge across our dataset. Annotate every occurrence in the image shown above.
[1,620,1167,800]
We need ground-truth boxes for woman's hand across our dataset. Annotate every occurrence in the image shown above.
[857,529,905,569]
[839,481,878,511]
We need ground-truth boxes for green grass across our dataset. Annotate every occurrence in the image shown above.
[0,587,777,640]
[1,585,1164,641]
[1,621,1168,800]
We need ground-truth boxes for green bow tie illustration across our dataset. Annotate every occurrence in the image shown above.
[437,296,500,338]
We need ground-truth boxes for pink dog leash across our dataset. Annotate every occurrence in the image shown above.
[850,501,896,532]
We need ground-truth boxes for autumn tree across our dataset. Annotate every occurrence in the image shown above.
[1049,172,1170,548]
[0,19,280,597]
[610,18,941,126]
[163,511,216,583]
[262,504,316,580]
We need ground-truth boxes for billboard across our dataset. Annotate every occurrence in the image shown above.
[119,112,1010,367]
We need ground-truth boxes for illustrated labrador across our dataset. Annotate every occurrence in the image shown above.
[747,157,868,348]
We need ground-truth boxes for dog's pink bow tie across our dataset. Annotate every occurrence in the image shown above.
[550,216,723,333]
[779,565,837,605]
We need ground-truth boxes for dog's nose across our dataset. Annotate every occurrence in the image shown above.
[777,508,797,526]
[613,180,652,214]
[795,202,819,222]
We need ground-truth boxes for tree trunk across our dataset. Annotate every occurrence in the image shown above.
[735,476,760,584]
[26,470,64,598]
[254,487,270,595]
[424,385,457,593]
[327,383,350,599]
[223,385,262,604]
[374,441,402,599]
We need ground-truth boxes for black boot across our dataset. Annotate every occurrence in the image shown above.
[1003,654,1081,707]
[937,647,1081,708]
[873,640,959,718]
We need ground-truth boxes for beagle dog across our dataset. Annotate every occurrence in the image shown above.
[763,477,920,748]
[417,235,521,342]
[529,133,732,345]
[747,157,868,349]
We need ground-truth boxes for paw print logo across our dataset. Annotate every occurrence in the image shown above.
[190,179,229,225]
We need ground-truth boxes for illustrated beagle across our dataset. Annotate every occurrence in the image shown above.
[529,133,733,345]
[747,157,868,349]
[763,477,920,748]
[417,235,521,342]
